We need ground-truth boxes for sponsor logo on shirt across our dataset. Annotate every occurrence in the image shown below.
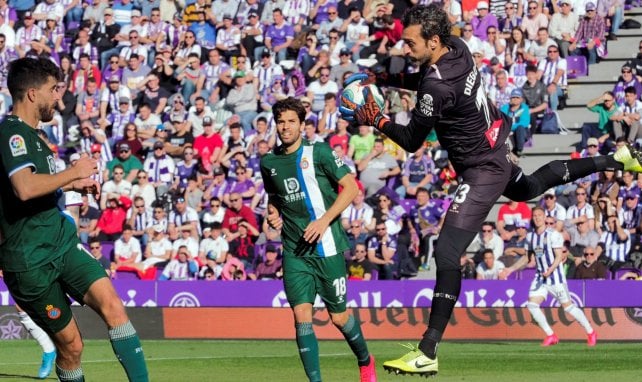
[9,134,26,157]
[419,94,433,116]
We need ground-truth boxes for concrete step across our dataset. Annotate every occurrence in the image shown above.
[567,59,632,83]
[557,107,595,129]
[523,133,579,155]
[566,82,615,106]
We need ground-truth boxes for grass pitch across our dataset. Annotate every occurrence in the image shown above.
[0,339,641,381]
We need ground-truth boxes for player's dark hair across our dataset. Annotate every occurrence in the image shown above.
[8,57,61,102]
[403,4,451,45]
[273,97,306,124]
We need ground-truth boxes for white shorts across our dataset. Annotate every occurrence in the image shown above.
[528,278,571,304]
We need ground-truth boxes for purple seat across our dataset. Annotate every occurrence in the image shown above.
[100,241,114,261]
[519,267,537,281]
[566,56,588,79]
[370,269,379,280]
[614,267,641,280]
[115,269,139,280]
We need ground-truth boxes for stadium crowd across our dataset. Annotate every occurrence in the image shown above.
[5,0,641,281]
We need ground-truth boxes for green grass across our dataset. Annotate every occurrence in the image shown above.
[1,340,641,381]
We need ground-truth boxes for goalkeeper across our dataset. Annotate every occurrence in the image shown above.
[341,4,642,377]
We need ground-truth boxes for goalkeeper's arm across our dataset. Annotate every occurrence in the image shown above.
[376,109,437,153]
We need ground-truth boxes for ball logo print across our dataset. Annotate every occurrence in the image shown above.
[341,81,385,110]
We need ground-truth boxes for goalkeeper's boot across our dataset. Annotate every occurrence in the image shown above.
[382,344,438,377]
[38,350,56,379]
[614,144,642,172]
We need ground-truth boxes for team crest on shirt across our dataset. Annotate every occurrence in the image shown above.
[300,158,309,169]
[420,94,433,116]
[9,134,27,157]
[45,305,61,320]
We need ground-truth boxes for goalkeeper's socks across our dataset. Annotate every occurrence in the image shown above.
[56,365,85,381]
[109,321,149,382]
[338,315,370,366]
[419,327,442,360]
[296,322,321,382]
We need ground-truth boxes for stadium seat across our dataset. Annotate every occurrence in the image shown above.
[614,267,641,280]
[370,269,379,280]
[566,56,588,79]
[519,267,536,280]
[115,269,139,280]
[100,241,114,261]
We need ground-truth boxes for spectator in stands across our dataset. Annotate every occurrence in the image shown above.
[172,225,200,259]
[537,43,567,111]
[460,23,484,55]
[566,185,596,231]
[500,220,528,267]
[499,5,522,40]
[591,170,619,206]
[122,54,151,101]
[106,141,143,183]
[525,27,556,63]
[341,184,375,232]
[398,146,434,198]
[226,72,258,134]
[596,214,631,271]
[460,253,477,279]
[94,195,132,241]
[613,63,642,107]
[138,224,172,274]
[471,1,498,41]
[408,187,447,270]
[252,244,283,280]
[222,191,259,238]
[264,8,294,63]
[199,223,228,263]
[522,1,549,41]
[574,246,608,279]
[175,52,202,104]
[159,246,198,280]
[367,220,397,280]
[144,140,175,197]
[582,92,617,150]
[220,253,247,280]
[357,138,400,197]
[150,204,168,233]
[469,221,504,262]
[489,69,515,109]
[541,188,566,231]
[566,213,600,255]
[193,115,224,172]
[228,218,257,268]
[307,66,338,114]
[168,195,201,240]
[548,0,578,58]
[521,65,548,135]
[112,224,142,272]
[127,195,153,246]
[347,218,369,248]
[189,11,217,55]
[347,243,374,280]
[617,171,640,211]
[88,239,111,275]
[621,191,642,246]
[496,199,532,242]
[612,86,642,144]
[476,249,505,280]
[100,164,133,209]
[174,31,201,66]
[340,7,368,62]
[78,194,100,244]
[501,88,530,157]
[570,2,606,65]
[130,170,154,208]
[348,125,375,164]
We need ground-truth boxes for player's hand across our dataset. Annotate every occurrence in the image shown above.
[74,157,99,178]
[266,205,282,230]
[72,178,101,196]
[355,86,389,130]
[303,219,329,243]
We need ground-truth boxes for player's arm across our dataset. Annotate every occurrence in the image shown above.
[10,157,99,201]
[303,172,359,243]
[499,251,531,279]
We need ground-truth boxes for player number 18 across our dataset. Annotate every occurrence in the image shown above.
[333,277,347,297]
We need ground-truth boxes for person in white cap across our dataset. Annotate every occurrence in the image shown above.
[548,0,579,58]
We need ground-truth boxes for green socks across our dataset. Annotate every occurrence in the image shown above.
[339,315,370,366]
[109,321,149,382]
[56,365,85,381]
[296,322,321,382]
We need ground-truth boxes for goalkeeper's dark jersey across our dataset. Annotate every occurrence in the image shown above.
[380,37,511,173]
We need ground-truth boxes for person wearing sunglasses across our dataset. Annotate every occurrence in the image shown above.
[568,1,606,65]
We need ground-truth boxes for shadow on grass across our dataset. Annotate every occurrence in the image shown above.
[0,373,44,380]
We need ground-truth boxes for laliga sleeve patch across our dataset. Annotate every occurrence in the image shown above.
[9,134,27,157]
[419,94,433,116]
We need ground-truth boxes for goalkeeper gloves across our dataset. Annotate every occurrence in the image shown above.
[355,86,389,130]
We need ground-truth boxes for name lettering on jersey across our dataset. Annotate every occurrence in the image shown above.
[419,94,433,116]
[464,67,478,96]
[9,134,26,157]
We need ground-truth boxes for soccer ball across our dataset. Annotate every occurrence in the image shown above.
[341,81,385,111]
